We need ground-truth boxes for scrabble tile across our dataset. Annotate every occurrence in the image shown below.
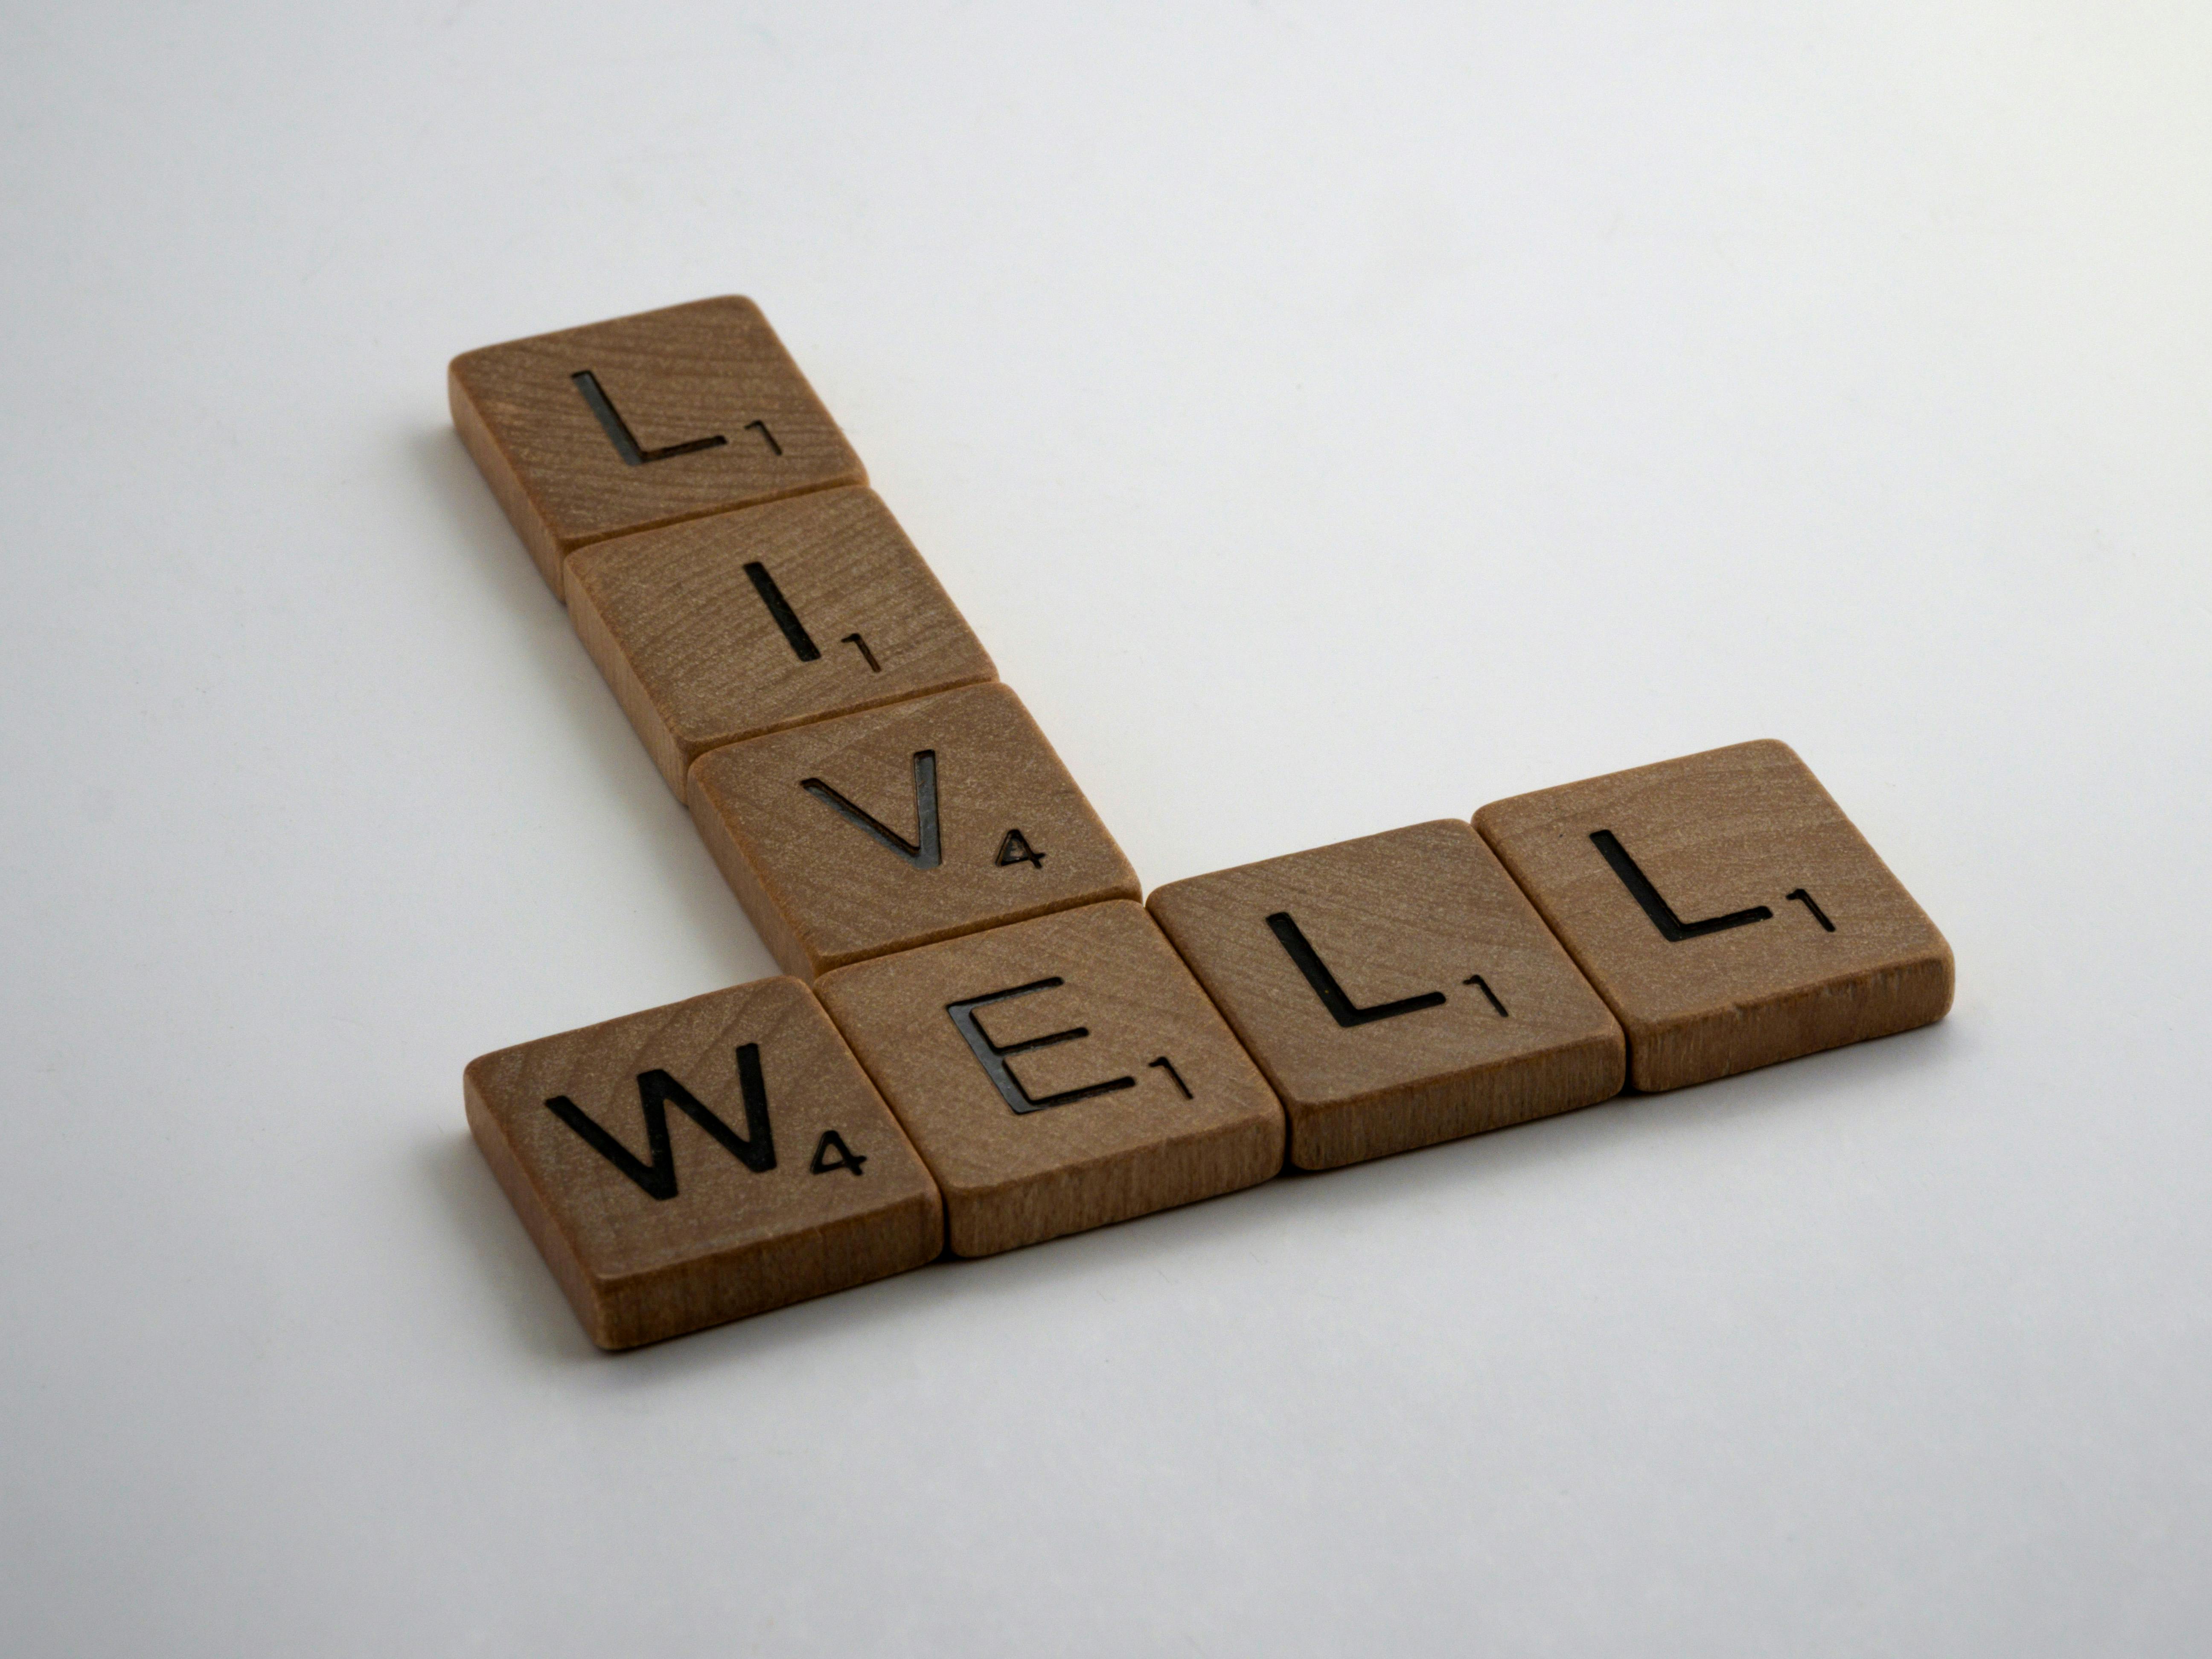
[688,683,1141,981]
[1474,740,1953,1092]
[568,487,997,795]
[815,901,1284,1257]
[464,977,941,1349]
[449,296,866,594]
[1147,821,1626,1171]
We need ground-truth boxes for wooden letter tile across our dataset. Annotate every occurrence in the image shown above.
[815,901,1284,1257]
[464,977,941,1349]
[1147,821,1625,1170]
[1474,740,1954,1092]
[688,683,1140,980]
[568,487,996,794]
[449,297,866,594]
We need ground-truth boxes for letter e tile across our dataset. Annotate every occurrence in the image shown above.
[816,902,1284,1257]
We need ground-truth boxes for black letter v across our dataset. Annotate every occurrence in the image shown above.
[800,750,943,870]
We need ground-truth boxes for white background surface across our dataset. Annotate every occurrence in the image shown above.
[3,4,2208,1653]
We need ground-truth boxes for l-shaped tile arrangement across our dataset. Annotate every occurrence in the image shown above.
[452,297,1955,1350]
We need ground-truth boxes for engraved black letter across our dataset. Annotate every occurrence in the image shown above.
[801,751,942,869]
[570,370,727,466]
[946,978,1136,1115]
[1267,912,1446,1027]
[542,1043,777,1201]
[744,561,822,661]
[1589,830,1773,942]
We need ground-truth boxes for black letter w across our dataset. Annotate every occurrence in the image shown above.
[543,1044,777,1201]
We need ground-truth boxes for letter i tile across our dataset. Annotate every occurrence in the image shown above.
[465,978,941,1349]
[816,901,1285,1257]
[567,487,997,794]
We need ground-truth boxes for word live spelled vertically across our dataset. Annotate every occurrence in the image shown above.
[451,297,1954,1347]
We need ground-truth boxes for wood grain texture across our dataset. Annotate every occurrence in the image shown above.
[568,488,996,795]
[815,901,1284,1257]
[687,683,1140,981]
[464,977,941,1349]
[1148,821,1625,1170]
[448,296,865,594]
[1475,740,1953,1092]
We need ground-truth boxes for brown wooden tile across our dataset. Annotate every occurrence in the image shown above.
[1474,740,1953,1092]
[1147,821,1625,1170]
[815,901,1283,1257]
[449,296,866,594]
[688,683,1140,981]
[567,487,996,795]
[464,977,941,1349]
